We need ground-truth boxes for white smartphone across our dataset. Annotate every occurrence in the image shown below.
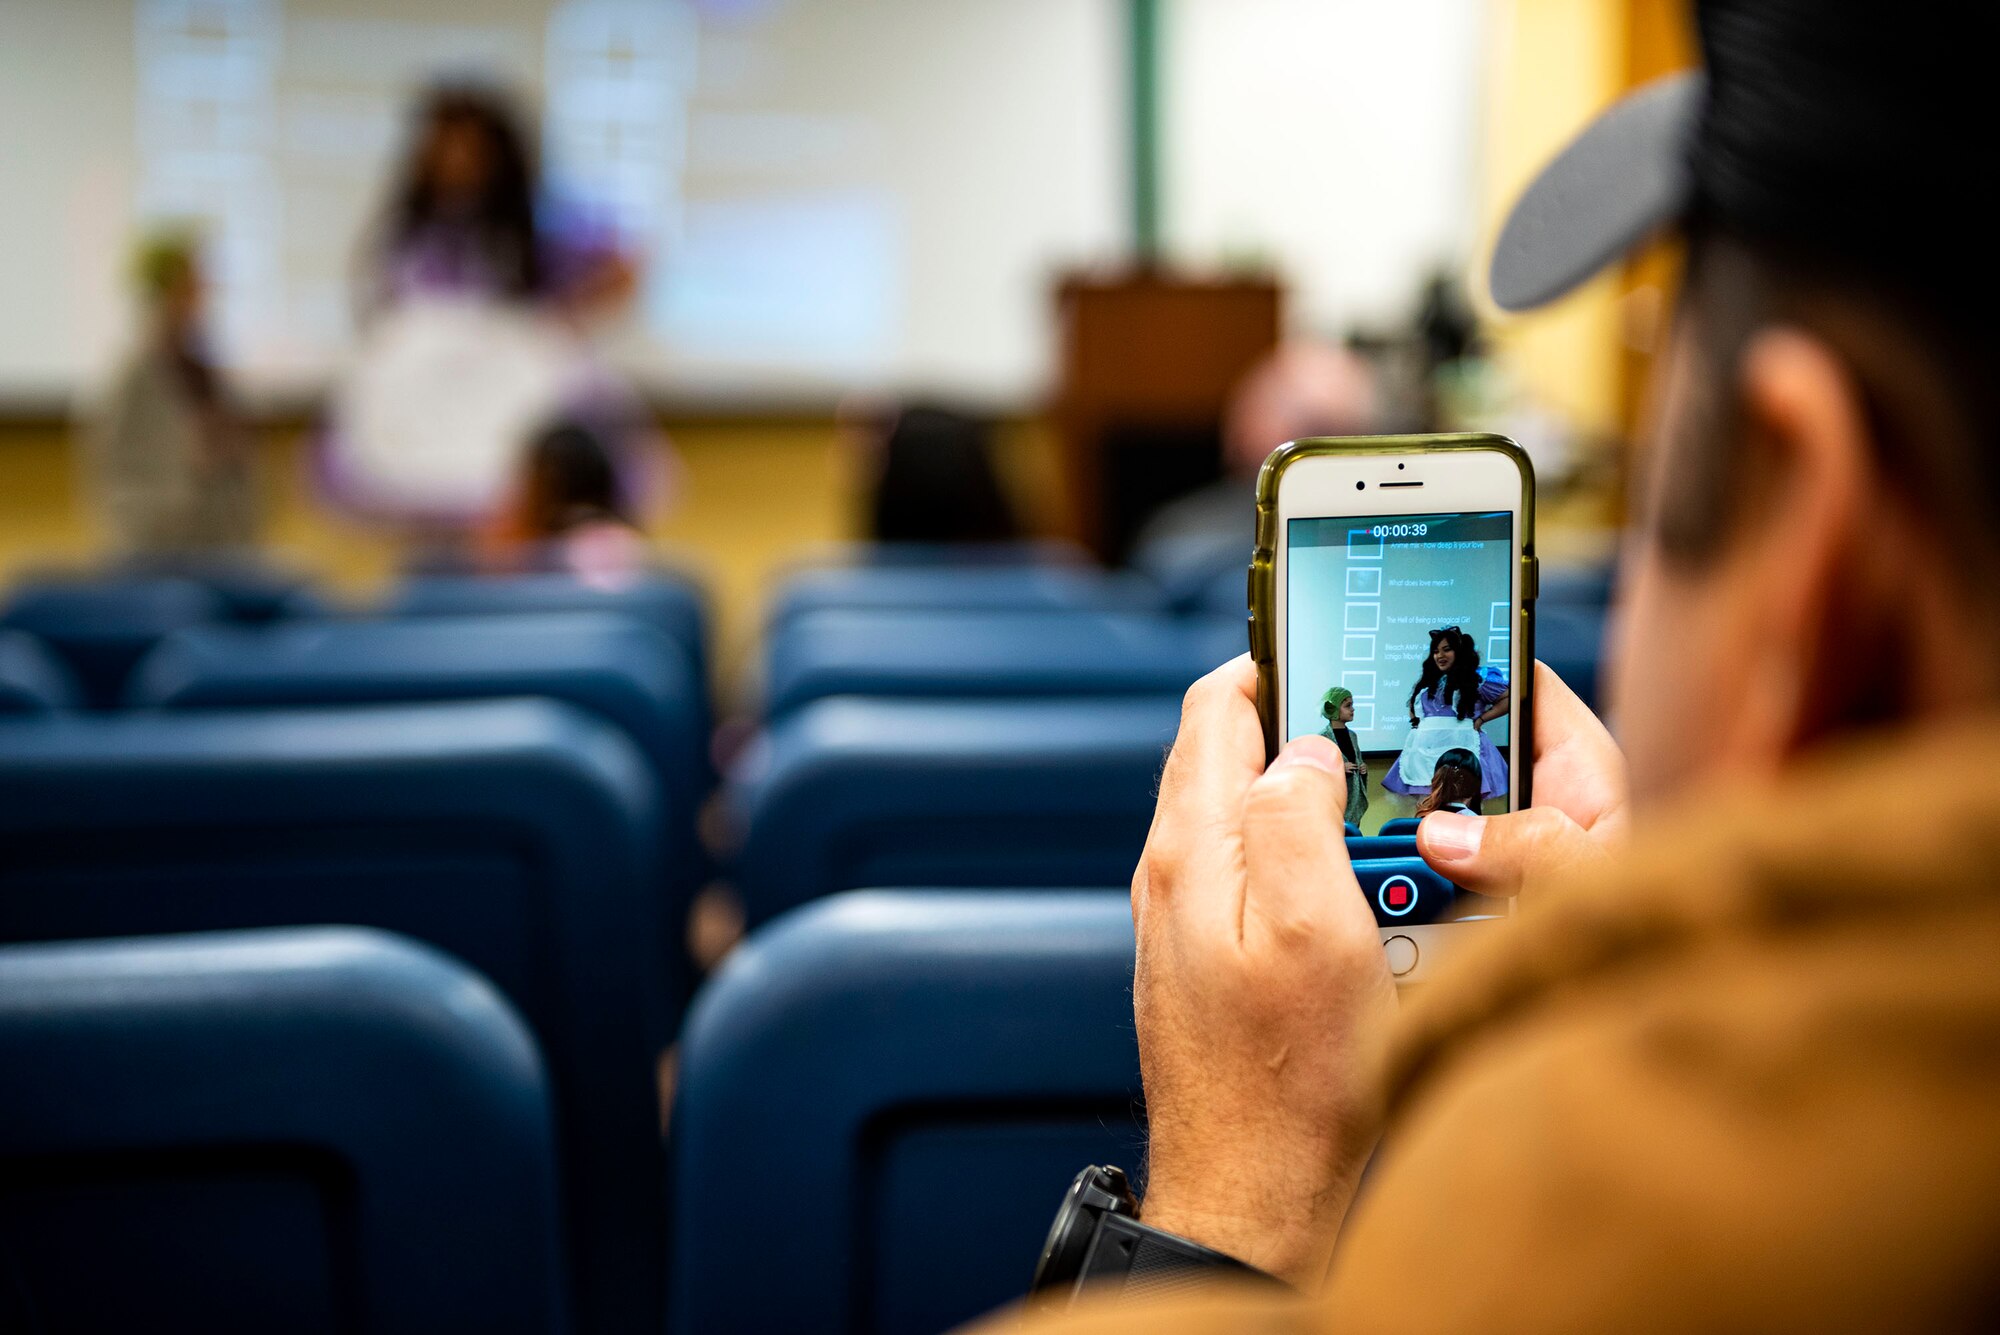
[1248,434,1537,984]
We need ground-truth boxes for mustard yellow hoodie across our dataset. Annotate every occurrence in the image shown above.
[992,721,2000,1332]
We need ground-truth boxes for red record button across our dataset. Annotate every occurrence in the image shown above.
[1377,873,1419,918]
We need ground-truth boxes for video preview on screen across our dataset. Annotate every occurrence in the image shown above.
[1287,510,1514,837]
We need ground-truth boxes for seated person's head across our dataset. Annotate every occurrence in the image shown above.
[1223,341,1381,478]
[857,402,1020,545]
[516,420,631,539]
[1415,747,1482,818]
[1613,191,2000,808]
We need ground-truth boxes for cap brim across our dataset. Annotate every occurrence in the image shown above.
[1488,71,1704,312]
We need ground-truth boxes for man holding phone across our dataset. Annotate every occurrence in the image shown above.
[1008,0,2000,1328]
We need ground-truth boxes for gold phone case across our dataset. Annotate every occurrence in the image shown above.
[1248,433,1539,807]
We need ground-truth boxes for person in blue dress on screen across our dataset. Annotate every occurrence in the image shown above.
[1383,626,1510,807]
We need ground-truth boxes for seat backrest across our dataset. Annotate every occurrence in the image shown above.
[1538,560,1616,610]
[1128,527,1248,614]
[767,564,1164,629]
[114,555,320,623]
[128,612,711,807]
[1375,817,1423,838]
[0,575,228,707]
[798,540,1090,568]
[0,630,80,714]
[671,890,1141,1335]
[1536,602,1608,713]
[1345,834,1419,861]
[0,699,669,1335]
[725,696,1180,926]
[762,608,1242,718]
[383,569,708,675]
[0,927,568,1335]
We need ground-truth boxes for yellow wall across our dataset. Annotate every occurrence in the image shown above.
[1478,0,1630,442]
[1480,0,1697,458]
[0,416,1067,705]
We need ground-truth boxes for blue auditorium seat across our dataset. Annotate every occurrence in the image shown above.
[762,608,1243,718]
[127,612,712,803]
[671,890,1143,1335]
[0,699,669,1335]
[1377,816,1423,838]
[768,563,1164,628]
[1126,528,1247,614]
[0,574,227,707]
[1183,558,1254,619]
[811,539,1090,567]
[725,696,1180,926]
[1536,604,1608,714]
[381,569,708,677]
[0,630,79,714]
[1538,559,1616,610]
[117,555,321,623]
[0,927,568,1335]
[1345,821,1362,837]
[1346,834,1420,861]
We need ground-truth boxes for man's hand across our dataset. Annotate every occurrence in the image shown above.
[1416,661,1630,894]
[1131,656,1396,1291]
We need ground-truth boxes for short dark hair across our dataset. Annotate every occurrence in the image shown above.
[1652,222,1999,583]
[522,421,629,536]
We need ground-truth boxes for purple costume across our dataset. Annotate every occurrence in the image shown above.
[1381,665,1510,800]
[320,209,666,524]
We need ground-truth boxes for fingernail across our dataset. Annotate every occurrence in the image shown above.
[1423,811,1484,861]
[1269,736,1342,776]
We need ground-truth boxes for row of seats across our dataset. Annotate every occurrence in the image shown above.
[2,558,1612,730]
[0,697,670,1335]
[0,550,1608,1333]
[0,928,569,1334]
[0,893,1138,1335]
[0,566,710,710]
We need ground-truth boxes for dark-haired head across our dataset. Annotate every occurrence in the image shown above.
[1415,747,1483,818]
[1623,182,2000,798]
[1486,2,2000,811]
[519,421,630,538]
[865,403,1020,545]
[384,83,541,298]
[1407,626,1483,721]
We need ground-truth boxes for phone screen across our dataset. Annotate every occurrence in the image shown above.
[1285,509,1517,849]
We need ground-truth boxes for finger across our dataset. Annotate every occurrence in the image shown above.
[1155,655,1264,821]
[1238,736,1373,951]
[1139,656,1265,935]
[1527,661,1630,835]
[1416,804,1611,898]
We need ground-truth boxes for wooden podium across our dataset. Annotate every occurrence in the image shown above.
[1052,272,1282,561]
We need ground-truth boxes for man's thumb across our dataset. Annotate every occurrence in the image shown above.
[1415,805,1604,898]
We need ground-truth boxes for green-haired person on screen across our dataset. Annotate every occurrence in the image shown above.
[1319,686,1367,829]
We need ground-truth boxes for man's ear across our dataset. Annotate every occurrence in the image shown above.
[1722,327,1875,757]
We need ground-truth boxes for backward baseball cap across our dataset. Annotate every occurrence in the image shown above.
[1489,0,1974,318]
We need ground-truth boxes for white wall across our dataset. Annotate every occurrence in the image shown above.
[1163,0,1486,338]
[0,0,1487,405]
[0,1,140,402]
[0,0,1125,404]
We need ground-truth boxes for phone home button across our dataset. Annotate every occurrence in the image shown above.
[1384,934,1419,978]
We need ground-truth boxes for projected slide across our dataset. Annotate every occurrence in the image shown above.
[1285,511,1513,753]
